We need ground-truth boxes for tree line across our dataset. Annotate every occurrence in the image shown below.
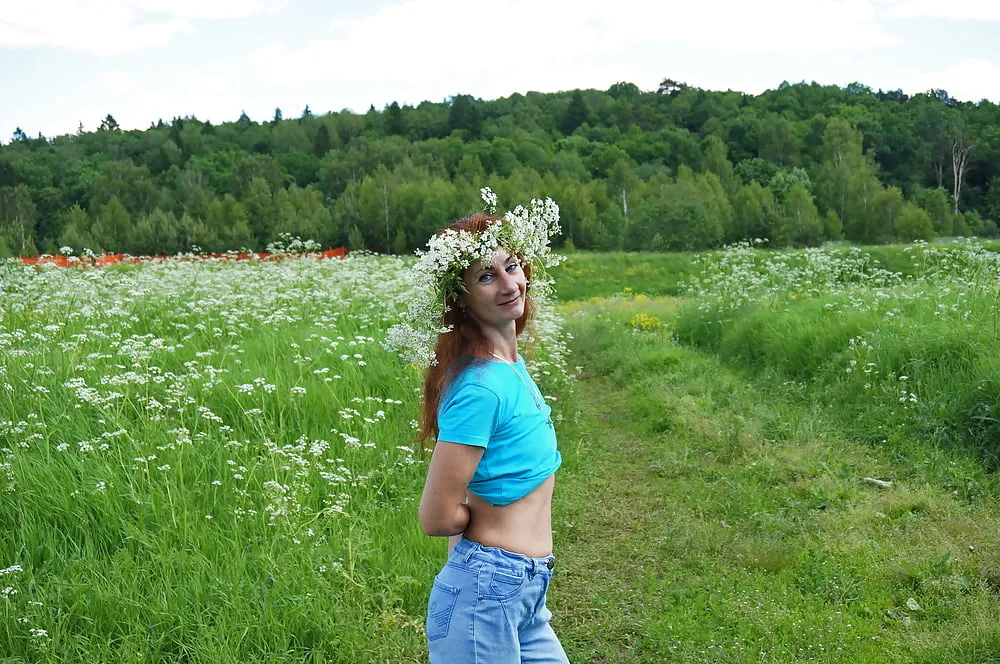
[1,79,998,258]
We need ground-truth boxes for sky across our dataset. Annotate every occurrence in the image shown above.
[2,0,999,140]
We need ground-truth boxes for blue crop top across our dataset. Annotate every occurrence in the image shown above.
[436,355,562,506]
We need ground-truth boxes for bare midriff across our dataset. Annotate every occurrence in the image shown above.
[460,474,555,558]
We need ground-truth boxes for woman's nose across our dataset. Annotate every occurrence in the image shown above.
[497,269,518,292]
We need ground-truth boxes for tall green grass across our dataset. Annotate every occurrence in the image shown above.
[555,296,1000,662]
[552,240,1000,301]
[672,240,1000,466]
[0,256,573,661]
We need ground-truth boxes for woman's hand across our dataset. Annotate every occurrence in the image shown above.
[419,442,483,537]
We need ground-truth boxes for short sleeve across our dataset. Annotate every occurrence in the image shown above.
[437,382,501,448]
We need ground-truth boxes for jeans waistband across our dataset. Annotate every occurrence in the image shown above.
[451,536,556,574]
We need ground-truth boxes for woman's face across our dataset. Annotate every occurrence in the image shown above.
[458,248,526,330]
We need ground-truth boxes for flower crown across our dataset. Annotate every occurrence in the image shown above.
[384,187,564,366]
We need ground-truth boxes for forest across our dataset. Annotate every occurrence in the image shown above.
[0,78,998,257]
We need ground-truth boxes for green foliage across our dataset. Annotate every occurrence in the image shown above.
[560,90,590,135]
[630,168,726,251]
[918,187,954,235]
[731,182,779,242]
[0,184,38,254]
[895,204,935,241]
[1,80,998,256]
[92,196,131,252]
[778,181,822,246]
[385,101,405,137]
[448,94,481,139]
[347,224,365,251]
[59,203,94,252]
[734,157,778,187]
[674,240,1000,464]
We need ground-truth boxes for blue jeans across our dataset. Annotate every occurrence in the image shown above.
[426,536,569,663]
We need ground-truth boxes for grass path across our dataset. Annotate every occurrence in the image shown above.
[549,298,1000,663]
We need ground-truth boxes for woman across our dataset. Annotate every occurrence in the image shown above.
[412,207,569,663]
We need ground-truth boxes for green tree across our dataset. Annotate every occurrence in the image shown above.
[126,207,182,255]
[608,158,637,220]
[734,157,778,187]
[204,195,253,251]
[230,154,284,200]
[179,211,220,252]
[769,167,811,203]
[347,224,365,251]
[273,186,333,246]
[873,186,906,242]
[560,91,590,135]
[91,196,131,252]
[984,176,1000,225]
[277,151,320,187]
[630,169,725,251]
[244,176,276,247]
[0,184,37,255]
[731,182,779,243]
[392,226,407,253]
[448,95,481,138]
[271,121,310,154]
[778,181,822,247]
[317,152,353,200]
[313,123,333,158]
[98,114,120,132]
[895,203,934,241]
[385,102,405,136]
[59,204,94,253]
[701,135,737,195]
[917,187,954,235]
[455,154,486,184]
[841,171,883,243]
[822,210,842,241]
[758,114,799,167]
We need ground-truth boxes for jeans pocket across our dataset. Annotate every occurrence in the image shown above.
[426,577,461,642]
[481,565,527,601]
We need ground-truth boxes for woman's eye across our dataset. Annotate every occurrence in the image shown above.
[506,263,521,273]
[478,273,494,283]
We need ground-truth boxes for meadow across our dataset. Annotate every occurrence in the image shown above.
[2,240,1000,662]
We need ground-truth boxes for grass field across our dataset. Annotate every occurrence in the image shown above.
[2,241,999,662]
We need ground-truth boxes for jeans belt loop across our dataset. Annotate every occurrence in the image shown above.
[463,540,477,564]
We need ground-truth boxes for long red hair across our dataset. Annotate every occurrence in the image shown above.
[419,213,535,443]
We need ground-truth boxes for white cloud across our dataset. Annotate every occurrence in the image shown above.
[910,58,1000,102]
[878,0,1000,20]
[98,71,133,92]
[0,0,286,54]
[248,0,902,102]
[67,67,248,135]
[603,0,902,53]
[136,0,288,21]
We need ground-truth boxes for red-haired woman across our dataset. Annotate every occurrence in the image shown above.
[414,212,569,663]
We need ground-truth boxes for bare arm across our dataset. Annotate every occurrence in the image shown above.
[418,441,484,537]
